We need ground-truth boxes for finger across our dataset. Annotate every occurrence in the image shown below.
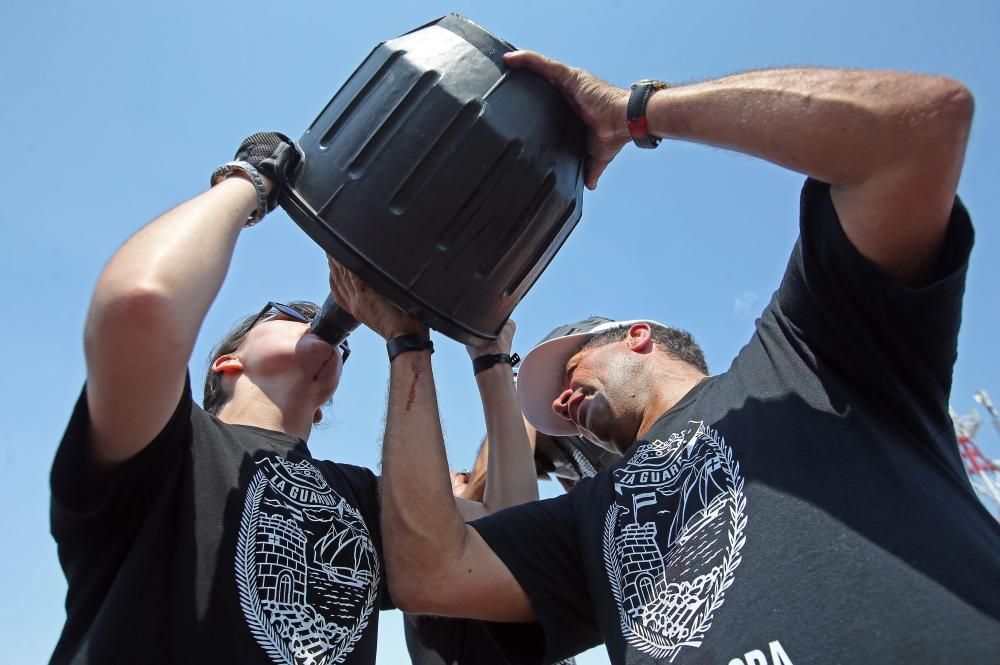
[327,259,343,287]
[326,258,358,303]
[503,49,563,75]
[503,50,577,94]
[327,261,348,291]
[327,254,345,276]
[587,138,625,189]
[329,257,359,291]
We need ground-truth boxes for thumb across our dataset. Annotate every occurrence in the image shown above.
[585,142,624,190]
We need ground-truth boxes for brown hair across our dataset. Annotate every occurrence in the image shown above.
[580,322,708,374]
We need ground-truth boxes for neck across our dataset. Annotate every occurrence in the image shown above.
[217,380,317,441]
[635,363,708,441]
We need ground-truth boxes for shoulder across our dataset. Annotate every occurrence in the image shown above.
[325,462,379,487]
[314,461,381,509]
[798,178,974,286]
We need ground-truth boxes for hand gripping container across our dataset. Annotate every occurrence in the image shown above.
[279,14,586,346]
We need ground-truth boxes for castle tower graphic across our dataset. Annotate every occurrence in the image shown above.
[255,512,307,607]
[619,522,665,615]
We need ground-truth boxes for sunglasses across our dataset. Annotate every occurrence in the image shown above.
[247,301,351,363]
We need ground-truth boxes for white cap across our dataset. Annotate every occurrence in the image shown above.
[516,317,665,436]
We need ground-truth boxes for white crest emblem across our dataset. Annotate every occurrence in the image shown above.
[236,456,379,664]
[603,421,747,661]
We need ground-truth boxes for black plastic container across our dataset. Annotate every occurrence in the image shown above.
[280,14,586,346]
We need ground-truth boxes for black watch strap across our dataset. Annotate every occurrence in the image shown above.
[386,334,434,362]
[626,79,669,149]
[473,352,521,375]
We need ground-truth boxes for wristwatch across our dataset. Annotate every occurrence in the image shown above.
[386,334,434,362]
[626,79,669,149]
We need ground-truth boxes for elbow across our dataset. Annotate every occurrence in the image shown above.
[923,78,974,147]
[936,78,974,132]
[385,535,465,614]
[390,583,422,614]
[879,77,974,180]
[84,282,179,356]
[388,569,439,614]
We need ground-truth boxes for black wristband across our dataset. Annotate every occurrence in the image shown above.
[472,352,521,375]
[387,334,434,362]
[233,131,304,212]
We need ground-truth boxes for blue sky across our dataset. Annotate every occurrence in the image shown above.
[1,1,997,662]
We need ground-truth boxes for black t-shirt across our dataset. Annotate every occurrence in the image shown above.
[401,433,607,665]
[403,613,577,665]
[472,179,1000,664]
[49,380,391,664]
[403,613,510,665]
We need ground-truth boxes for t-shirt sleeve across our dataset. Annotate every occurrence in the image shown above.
[470,491,601,665]
[50,376,194,602]
[773,179,972,441]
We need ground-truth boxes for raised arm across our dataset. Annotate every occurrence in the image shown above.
[85,178,257,463]
[327,261,535,621]
[456,321,540,522]
[84,134,298,463]
[505,51,973,286]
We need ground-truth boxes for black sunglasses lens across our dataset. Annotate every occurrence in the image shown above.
[273,303,310,323]
[339,339,351,363]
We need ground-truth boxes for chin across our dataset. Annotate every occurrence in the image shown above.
[300,344,341,380]
[579,424,630,455]
[316,372,341,400]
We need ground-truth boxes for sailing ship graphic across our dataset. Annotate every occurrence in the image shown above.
[604,422,746,662]
[312,501,377,589]
[237,456,379,665]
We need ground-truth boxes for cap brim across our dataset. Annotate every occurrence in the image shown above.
[517,319,659,436]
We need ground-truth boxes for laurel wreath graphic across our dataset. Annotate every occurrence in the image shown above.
[237,471,293,664]
[603,423,747,662]
[325,502,380,665]
[235,464,381,665]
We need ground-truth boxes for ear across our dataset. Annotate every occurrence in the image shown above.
[313,408,323,424]
[626,323,655,353]
[211,353,244,375]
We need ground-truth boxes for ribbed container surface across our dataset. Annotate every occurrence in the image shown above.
[280,14,586,346]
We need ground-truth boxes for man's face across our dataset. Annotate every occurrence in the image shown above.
[551,341,643,452]
[238,312,344,400]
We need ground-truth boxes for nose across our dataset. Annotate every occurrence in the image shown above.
[552,388,574,421]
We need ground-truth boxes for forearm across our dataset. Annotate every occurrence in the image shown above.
[476,365,539,512]
[381,350,470,598]
[86,178,255,357]
[648,68,971,187]
[329,265,535,619]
